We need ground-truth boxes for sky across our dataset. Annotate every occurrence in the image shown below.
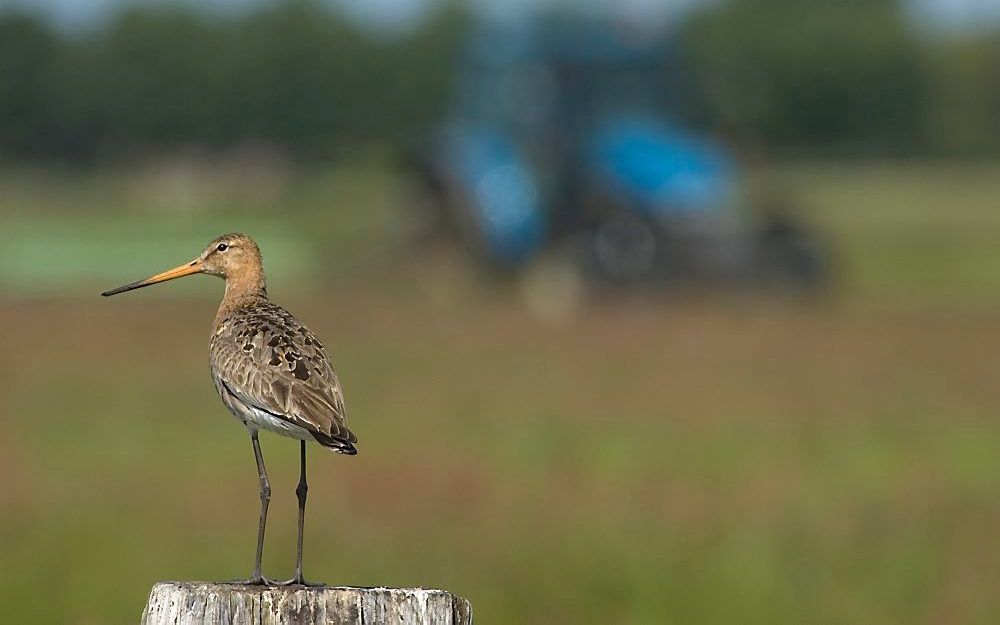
[908,0,1000,33]
[0,0,703,33]
[1,0,999,36]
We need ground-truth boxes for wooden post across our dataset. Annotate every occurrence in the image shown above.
[141,581,473,625]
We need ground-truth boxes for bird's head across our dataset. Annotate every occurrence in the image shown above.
[197,233,263,280]
[101,233,264,297]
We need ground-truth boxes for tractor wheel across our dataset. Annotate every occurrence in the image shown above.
[755,212,831,293]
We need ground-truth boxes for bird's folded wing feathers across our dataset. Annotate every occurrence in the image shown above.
[212,305,356,445]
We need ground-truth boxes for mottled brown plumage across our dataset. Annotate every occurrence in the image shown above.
[101,232,355,585]
[211,293,357,454]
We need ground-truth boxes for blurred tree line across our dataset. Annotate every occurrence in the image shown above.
[680,0,1000,157]
[0,1,465,162]
[0,0,998,163]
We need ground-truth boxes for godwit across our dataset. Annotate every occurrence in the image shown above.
[102,233,357,585]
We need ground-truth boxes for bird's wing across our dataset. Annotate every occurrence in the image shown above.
[212,301,357,450]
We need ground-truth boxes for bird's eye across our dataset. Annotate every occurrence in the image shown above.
[216,243,228,252]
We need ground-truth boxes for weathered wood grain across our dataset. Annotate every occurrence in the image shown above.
[140,581,473,625]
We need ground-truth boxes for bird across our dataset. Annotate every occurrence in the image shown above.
[101,233,357,586]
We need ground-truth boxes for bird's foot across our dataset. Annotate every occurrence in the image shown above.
[277,573,324,587]
[228,574,278,586]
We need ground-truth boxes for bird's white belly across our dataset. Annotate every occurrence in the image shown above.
[233,403,314,441]
[214,373,314,441]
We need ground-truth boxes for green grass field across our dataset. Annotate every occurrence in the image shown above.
[2,161,1000,624]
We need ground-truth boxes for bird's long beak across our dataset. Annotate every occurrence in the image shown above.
[101,259,203,297]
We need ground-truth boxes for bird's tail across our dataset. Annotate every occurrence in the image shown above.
[313,428,358,455]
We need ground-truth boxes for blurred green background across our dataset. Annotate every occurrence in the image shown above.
[2,1,1000,624]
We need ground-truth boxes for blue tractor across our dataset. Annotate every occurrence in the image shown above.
[412,16,828,291]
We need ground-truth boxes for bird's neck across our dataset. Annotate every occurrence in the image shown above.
[215,268,267,326]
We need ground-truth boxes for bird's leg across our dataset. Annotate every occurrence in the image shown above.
[281,440,321,586]
[294,440,308,583]
[235,431,274,585]
[251,431,272,583]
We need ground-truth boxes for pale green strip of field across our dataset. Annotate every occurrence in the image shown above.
[0,163,401,296]
[2,161,1000,304]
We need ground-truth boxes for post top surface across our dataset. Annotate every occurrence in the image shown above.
[153,581,462,597]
